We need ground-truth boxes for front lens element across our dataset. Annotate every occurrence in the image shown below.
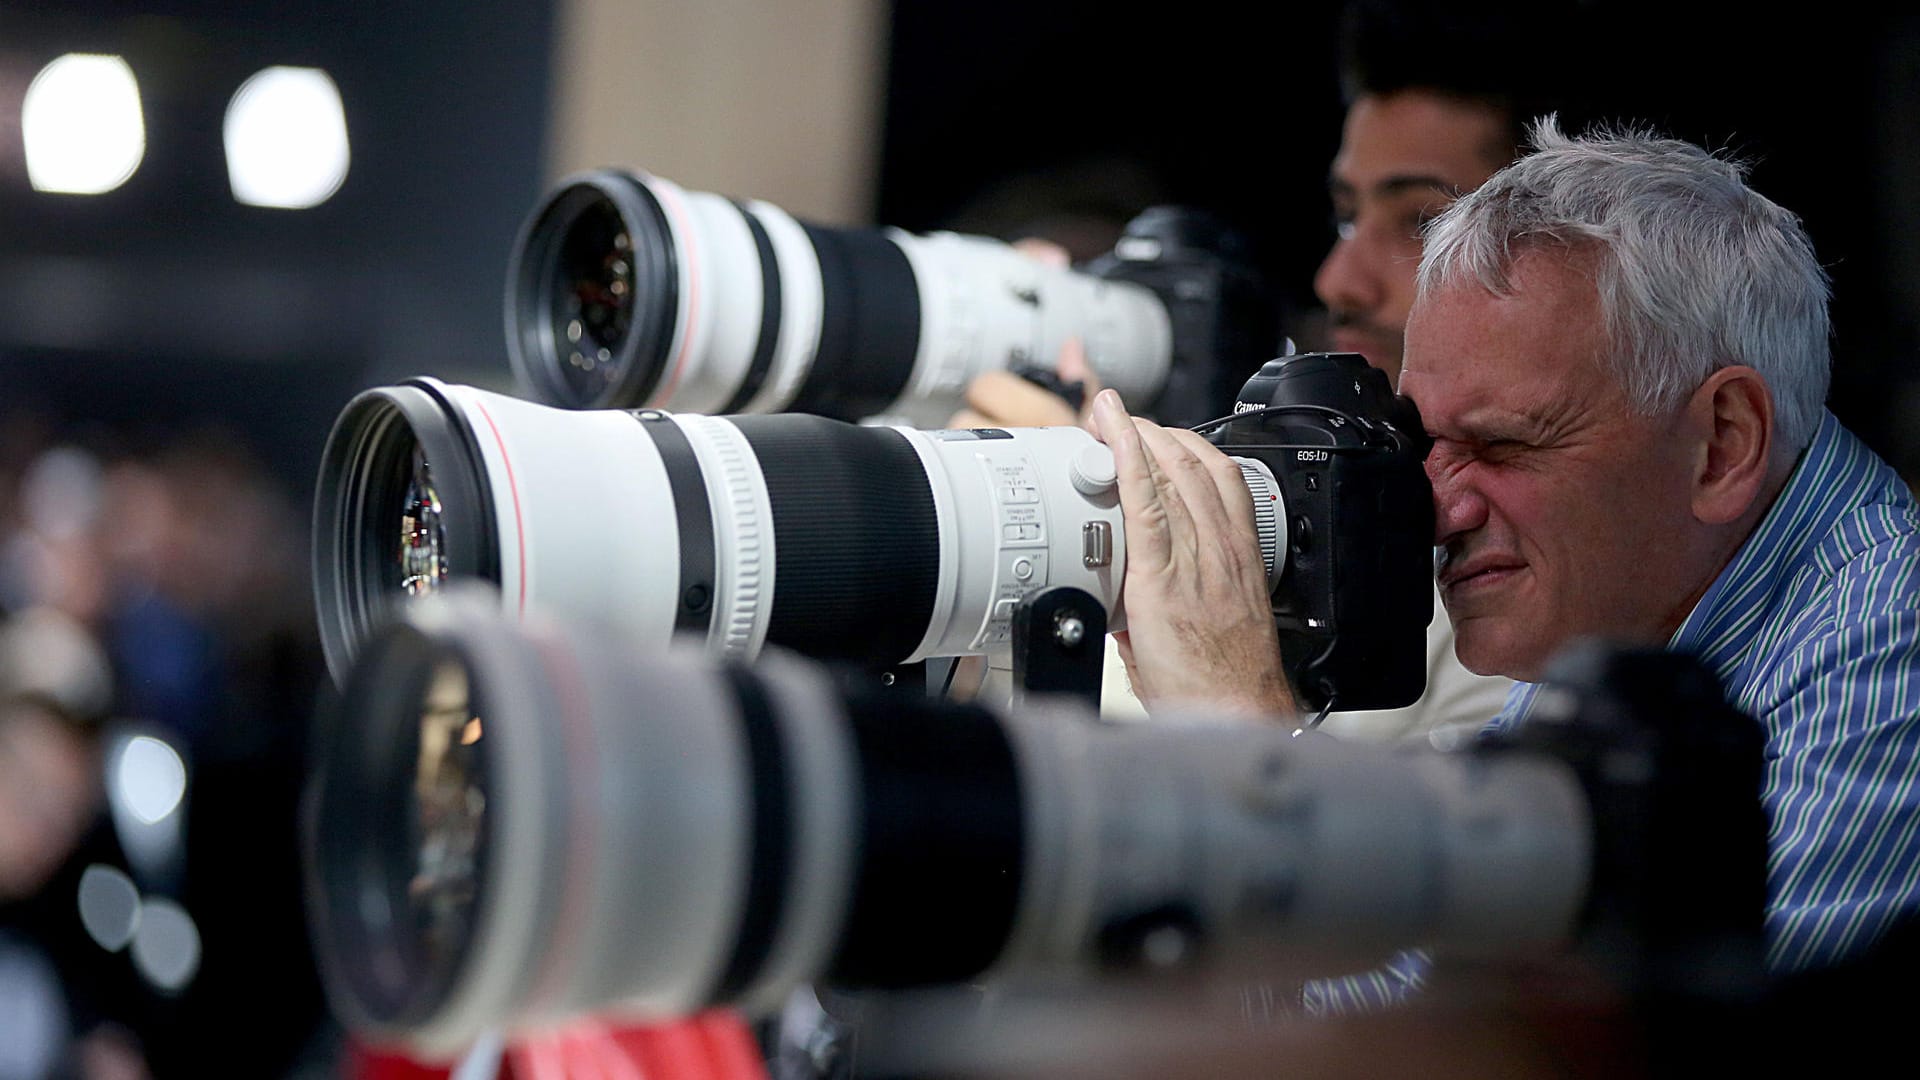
[400,446,448,597]
[556,197,636,404]
[408,656,486,982]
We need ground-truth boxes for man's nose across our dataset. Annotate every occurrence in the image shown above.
[1314,235,1381,315]
[1425,448,1488,544]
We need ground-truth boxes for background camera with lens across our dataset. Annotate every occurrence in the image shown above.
[505,168,1282,428]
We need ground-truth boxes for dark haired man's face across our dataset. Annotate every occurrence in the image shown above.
[1315,90,1512,385]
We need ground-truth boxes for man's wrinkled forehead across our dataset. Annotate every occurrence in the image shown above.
[1402,256,1611,406]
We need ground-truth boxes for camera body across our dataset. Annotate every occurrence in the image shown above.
[1082,206,1284,427]
[1207,352,1434,712]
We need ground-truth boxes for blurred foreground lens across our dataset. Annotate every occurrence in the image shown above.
[308,619,493,1030]
[409,658,484,975]
[307,590,1599,1057]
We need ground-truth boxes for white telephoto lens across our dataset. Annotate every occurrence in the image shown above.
[308,597,857,1056]
[880,229,1171,429]
[309,594,1594,1057]
[506,170,1179,426]
[314,379,1287,683]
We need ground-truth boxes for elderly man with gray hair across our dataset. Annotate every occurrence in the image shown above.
[1091,118,1920,981]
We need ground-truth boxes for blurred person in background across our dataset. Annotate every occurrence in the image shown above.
[0,520,152,1079]
[0,423,332,1078]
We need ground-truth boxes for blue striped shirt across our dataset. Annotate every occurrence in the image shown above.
[1501,411,1920,969]
[1307,410,1920,1011]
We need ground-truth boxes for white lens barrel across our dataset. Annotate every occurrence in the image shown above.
[648,188,773,414]
[671,414,778,659]
[316,600,1596,1056]
[997,710,1592,981]
[899,425,1128,659]
[318,382,1291,681]
[509,169,1182,425]
[430,383,683,651]
[881,231,1174,428]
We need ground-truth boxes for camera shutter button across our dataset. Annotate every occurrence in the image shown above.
[1070,443,1118,497]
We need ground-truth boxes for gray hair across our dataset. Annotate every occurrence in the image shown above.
[1417,117,1831,453]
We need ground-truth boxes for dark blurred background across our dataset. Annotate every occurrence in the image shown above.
[0,1,1915,1077]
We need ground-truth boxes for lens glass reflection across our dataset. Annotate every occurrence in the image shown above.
[556,197,634,403]
[400,445,447,597]
[408,657,486,979]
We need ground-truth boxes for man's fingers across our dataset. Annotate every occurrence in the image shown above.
[1166,426,1263,540]
[1011,237,1072,268]
[1092,390,1177,569]
[1131,419,1211,542]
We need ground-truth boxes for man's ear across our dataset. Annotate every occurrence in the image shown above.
[1687,366,1775,526]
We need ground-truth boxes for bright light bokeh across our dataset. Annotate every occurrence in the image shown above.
[115,735,187,825]
[21,53,147,195]
[77,864,140,952]
[130,898,200,993]
[224,66,351,209]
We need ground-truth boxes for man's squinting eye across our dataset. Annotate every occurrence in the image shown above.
[1429,434,1531,465]
[1473,438,1535,464]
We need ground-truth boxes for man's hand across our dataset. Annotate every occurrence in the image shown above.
[948,337,1100,429]
[1089,388,1297,719]
[948,237,1103,431]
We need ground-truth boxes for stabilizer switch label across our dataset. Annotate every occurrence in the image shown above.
[975,452,1050,648]
[989,458,1046,548]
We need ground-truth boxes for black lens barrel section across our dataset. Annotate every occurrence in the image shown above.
[632,412,718,634]
[706,666,796,1003]
[718,201,786,415]
[729,416,939,664]
[785,225,922,421]
[828,692,1025,988]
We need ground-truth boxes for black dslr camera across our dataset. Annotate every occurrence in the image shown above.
[1203,352,1434,712]
[1076,206,1283,427]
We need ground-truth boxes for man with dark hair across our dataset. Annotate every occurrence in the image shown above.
[953,2,1610,740]
[1315,0,1587,386]
[1303,0,1601,739]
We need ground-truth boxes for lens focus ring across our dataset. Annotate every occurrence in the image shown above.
[1234,458,1285,591]
[674,415,772,657]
